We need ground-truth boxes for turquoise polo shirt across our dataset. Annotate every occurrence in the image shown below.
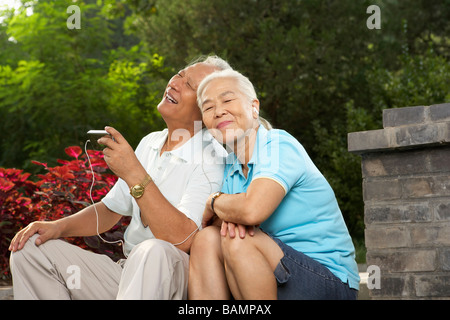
[221,125,360,290]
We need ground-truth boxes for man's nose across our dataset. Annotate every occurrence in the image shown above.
[168,76,181,91]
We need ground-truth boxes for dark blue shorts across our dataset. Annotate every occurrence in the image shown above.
[268,234,358,300]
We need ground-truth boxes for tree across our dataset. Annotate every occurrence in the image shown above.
[0,0,168,171]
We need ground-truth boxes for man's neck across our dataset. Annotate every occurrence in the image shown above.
[165,122,201,151]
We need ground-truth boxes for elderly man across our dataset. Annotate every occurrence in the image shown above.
[9,55,231,299]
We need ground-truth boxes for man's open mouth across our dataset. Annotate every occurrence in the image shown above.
[166,91,178,104]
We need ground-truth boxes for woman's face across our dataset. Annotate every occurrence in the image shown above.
[200,77,258,145]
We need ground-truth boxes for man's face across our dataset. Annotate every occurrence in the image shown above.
[157,62,217,127]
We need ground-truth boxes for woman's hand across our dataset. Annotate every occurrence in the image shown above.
[221,221,256,239]
[99,126,146,186]
[202,193,256,238]
[202,193,218,228]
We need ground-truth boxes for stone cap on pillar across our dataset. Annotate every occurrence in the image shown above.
[348,104,450,154]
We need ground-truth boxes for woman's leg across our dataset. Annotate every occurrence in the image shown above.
[221,228,284,300]
[188,226,231,299]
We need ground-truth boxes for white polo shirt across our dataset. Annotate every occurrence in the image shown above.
[102,128,227,255]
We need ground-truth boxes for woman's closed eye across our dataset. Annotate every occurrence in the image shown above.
[203,105,214,112]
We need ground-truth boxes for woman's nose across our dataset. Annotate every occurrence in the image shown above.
[214,104,226,118]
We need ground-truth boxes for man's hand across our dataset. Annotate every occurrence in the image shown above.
[99,126,146,185]
[9,220,62,252]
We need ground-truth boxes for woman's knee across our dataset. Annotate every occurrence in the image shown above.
[221,231,253,264]
[221,229,283,269]
[190,226,221,255]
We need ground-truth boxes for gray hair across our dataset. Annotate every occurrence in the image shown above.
[187,55,232,71]
[197,69,272,130]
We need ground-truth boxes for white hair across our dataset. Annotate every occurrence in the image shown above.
[187,55,232,71]
[197,69,272,130]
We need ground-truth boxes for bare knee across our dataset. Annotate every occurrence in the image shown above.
[190,226,221,258]
[221,233,253,266]
[222,229,284,273]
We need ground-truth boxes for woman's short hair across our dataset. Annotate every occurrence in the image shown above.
[197,69,272,130]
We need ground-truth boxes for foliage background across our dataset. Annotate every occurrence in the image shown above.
[1,0,450,274]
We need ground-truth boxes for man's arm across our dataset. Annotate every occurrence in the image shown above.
[9,202,122,252]
[134,181,199,253]
[100,127,198,253]
[58,202,122,238]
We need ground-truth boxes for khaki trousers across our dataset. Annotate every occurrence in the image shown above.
[9,234,189,300]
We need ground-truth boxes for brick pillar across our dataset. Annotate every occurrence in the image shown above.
[348,104,450,299]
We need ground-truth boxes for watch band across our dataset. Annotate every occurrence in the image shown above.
[130,173,152,199]
[210,192,223,213]
[140,173,152,188]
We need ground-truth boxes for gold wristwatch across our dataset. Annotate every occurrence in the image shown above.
[130,174,152,199]
[210,191,223,213]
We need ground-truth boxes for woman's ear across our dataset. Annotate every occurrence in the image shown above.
[251,99,260,118]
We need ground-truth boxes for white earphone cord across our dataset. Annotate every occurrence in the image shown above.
[85,140,128,257]
[85,140,198,254]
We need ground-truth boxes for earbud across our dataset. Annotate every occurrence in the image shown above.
[253,107,259,114]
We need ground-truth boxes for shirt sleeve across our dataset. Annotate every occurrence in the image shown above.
[252,130,306,194]
[176,162,224,228]
[101,177,133,216]
[101,134,149,216]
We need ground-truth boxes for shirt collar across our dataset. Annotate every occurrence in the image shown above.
[226,125,267,175]
[152,128,227,163]
[150,128,169,151]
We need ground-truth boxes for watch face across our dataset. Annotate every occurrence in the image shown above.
[131,185,145,198]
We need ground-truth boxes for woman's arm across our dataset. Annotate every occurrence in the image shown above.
[203,178,286,227]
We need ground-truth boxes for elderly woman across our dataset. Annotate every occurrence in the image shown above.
[188,69,359,300]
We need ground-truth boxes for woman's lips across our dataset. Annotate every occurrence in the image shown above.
[216,120,233,129]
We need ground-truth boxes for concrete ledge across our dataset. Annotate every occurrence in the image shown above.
[0,287,13,300]
[349,104,450,154]
[348,121,450,154]
[383,104,450,128]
